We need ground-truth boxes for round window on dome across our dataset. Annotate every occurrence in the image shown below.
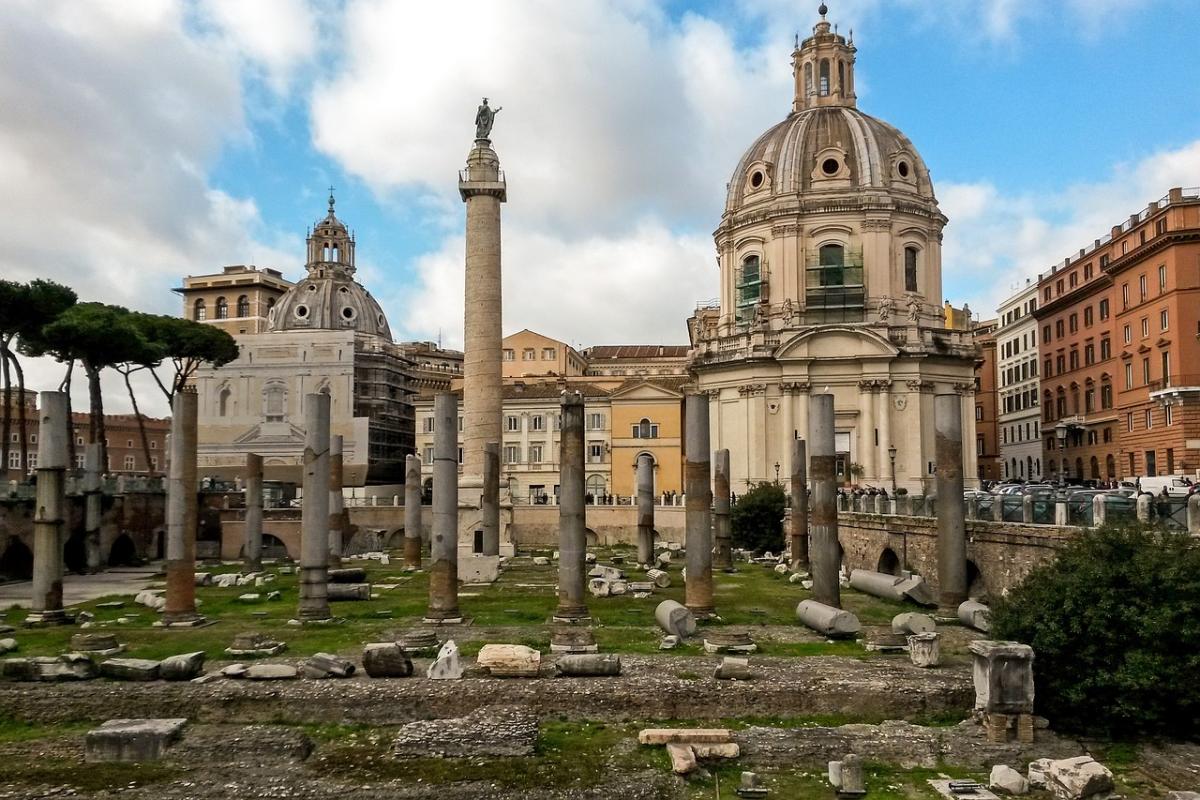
[377,314,385,326]
[341,307,356,321]
[307,284,317,292]
[338,286,349,294]
[821,158,840,176]
[294,304,309,319]
[750,170,764,189]
[897,161,910,178]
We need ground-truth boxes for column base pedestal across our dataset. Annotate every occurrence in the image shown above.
[422,616,465,626]
[155,614,209,629]
[23,610,75,627]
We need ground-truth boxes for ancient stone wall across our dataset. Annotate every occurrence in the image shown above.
[835,511,1080,599]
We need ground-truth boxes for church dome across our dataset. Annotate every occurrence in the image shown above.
[725,105,936,213]
[268,191,393,340]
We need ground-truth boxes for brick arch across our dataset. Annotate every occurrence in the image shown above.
[966,559,988,601]
[876,547,901,576]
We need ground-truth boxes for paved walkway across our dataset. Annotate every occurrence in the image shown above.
[0,567,159,609]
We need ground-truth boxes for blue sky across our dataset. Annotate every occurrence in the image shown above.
[2,0,1199,414]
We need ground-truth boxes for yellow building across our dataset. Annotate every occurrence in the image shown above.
[174,265,293,336]
[501,329,587,379]
[608,377,687,497]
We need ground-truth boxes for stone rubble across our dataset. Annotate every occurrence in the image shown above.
[990,764,1030,795]
[85,718,187,763]
[426,639,463,680]
[361,643,414,677]
[477,644,541,677]
[392,708,538,757]
[1044,756,1115,800]
[159,652,206,681]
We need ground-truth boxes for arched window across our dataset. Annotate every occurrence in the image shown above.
[215,297,228,319]
[1074,457,1083,478]
[904,247,919,293]
[218,387,231,417]
[804,62,813,95]
[818,243,845,286]
[636,418,658,439]
[837,60,845,94]
[263,383,286,422]
[266,297,276,311]
[1090,456,1100,479]
[194,299,206,321]
[819,59,830,96]
[1105,454,1115,478]
[236,295,249,317]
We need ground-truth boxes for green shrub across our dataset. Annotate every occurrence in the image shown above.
[731,482,786,554]
[990,526,1200,740]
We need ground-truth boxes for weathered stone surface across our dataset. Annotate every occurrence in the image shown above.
[302,652,356,679]
[589,565,624,581]
[392,709,537,757]
[226,633,286,657]
[549,625,598,654]
[714,657,752,680]
[555,653,621,676]
[194,572,212,586]
[892,612,936,635]
[220,663,249,678]
[213,573,240,588]
[237,593,262,603]
[646,568,671,588]
[908,632,941,668]
[459,555,501,583]
[328,567,367,583]
[655,599,696,638]
[100,658,161,681]
[3,654,97,682]
[639,729,733,745]
[628,580,655,595]
[396,629,439,654]
[990,764,1029,795]
[70,633,122,654]
[1044,756,1113,800]
[0,638,16,655]
[970,640,1035,715]
[693,742,740,758]
[588,577,612,597]
[477,644,541,677]
[327,582,371,601]
[737,771,769,798]
[244,664,298,681]
[959,600,992,632]
[703,629,757,654]
[426,639,463,680]
[830,752,866,796]
[362,643,413,677]
[134,590,165,610]
[796,599,861,638]
[667,742,698,774]
[1166,793,1200,800]
[532,556,550,566]
[1028,758,1053,789]
[159,652,206,681]
[85,718,187,762]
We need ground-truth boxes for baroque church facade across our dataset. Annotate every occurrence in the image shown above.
[688,6,979,492]
[188,195,415,486]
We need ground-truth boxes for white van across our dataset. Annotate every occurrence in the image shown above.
[1135,475,1194,497]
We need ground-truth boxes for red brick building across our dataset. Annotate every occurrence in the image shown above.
[973,319,1001,481]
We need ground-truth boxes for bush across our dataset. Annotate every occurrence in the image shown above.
[990,525,1200,740]
[731,482,786,554]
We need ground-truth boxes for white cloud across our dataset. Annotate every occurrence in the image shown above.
[0,0,296,417]
[194,0,320,94]
[940,139,1200,317]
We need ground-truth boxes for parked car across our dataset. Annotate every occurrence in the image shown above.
[1136,475,1194,498]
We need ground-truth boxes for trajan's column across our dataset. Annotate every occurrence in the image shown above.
[458,98,507,532]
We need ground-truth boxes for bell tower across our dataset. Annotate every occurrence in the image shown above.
[306,188,356,277]
[792,3,857,112]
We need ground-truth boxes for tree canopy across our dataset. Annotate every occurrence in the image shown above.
[730,482,787,554]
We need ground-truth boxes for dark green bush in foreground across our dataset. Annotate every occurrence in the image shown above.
[731,482,786,554]
[991,526,1200,740]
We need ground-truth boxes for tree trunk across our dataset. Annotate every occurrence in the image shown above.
[123,368,154,476]
[60,360,76,470]
[11,353,28,478]
[0,341,11,480]
[85,361,108,472]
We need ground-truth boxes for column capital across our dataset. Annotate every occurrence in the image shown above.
[737,383,768,397]
[905,379,934,393]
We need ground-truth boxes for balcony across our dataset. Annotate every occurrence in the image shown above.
[1148,373,1200,403]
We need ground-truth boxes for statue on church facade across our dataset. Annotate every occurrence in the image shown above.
[475,98,502,140]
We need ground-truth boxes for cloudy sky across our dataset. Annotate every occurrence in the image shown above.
[2,0,1199,417]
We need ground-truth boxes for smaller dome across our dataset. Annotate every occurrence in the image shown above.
[269,272,392,339]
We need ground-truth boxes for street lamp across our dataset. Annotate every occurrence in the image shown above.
[774,462,780,483]
[888,446,898,494]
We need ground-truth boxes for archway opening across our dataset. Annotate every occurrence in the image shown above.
[966,560,987,601]
[63,530,87,574]
[262,534,289,561]
[876,547,901,576]
[0,538,33,581]
[108,534,139,567]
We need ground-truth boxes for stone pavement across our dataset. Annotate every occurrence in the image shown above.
[0,567,159,609]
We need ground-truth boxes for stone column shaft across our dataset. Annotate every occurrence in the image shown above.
[404,454,423,568]
[684,394,714,616]
[809,394,841,608]
[30,391,68,619]
[636,453,655,567]
[328,434,344,567]
[935,393,967,615]
[482,441,500,556]
[164,390,204,625]
[83,442,102,573]
[712,449,732,570]
[877,384,892,486]
[244,453,263,573]
[790,438,809,572]
[426,393,461,621]
[859,386,876,482]
[298,393,331,622]
[555,392,588,621]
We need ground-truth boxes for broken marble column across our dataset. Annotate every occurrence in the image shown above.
[482,441,500,556]
[163,389,205,627]
[477,644,541,677]
[554,391,589,621]
[425,392,461,623]
[655,599,696,638]
[636,452,655,567]
[404,454,422,569]
[713,656,751,680]
[297,392,331,623]
[809,394,841,608]
[891,612,936,635]
[935,393,968,617]
[849,569,934,605]
[362,643,414,677]
[713,448,733,570]
[795,599,860,638]
[243,453,263,573]
[684,393,714,617]
[829,752,866,797]
[83,442,102,573]
[908,632,941,667]
[555,653,621,676]
[29,392,69,624]
[327,434,345,568]
[790,437,809,573]
[426,639,463,679]
[958,599,992,632]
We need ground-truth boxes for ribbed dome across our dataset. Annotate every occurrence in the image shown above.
[725,106,936,213]
[268,272,392,339]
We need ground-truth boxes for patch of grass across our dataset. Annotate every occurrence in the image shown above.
[0,758,179,791]
[0,714,92,743]
[689,761,983,799]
